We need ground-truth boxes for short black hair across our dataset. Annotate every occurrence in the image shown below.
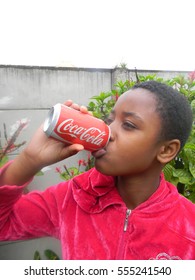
[132,80,193,150]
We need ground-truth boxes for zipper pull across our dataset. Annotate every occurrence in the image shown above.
[124,209,131,232]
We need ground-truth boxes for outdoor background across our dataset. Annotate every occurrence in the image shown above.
[0,0,194,259]
[0,66,190,259]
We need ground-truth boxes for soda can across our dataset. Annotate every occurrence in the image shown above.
[43,103,110,151]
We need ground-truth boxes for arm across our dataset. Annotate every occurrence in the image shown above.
[0,101,90,186]
[0,126,84,186]
[0,101,90,240]
[0,171,72,240]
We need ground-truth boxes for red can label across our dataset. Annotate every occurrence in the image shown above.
[44,104,110,151]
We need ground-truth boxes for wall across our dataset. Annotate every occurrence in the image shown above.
[0,65,189,259]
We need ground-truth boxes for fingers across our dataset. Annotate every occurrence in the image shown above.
[61,143,84,159]
[64,100,73,107]
[80,105,93,115]
[63,100,93,115]
[68,144,84,153]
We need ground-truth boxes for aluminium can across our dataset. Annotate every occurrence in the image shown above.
[43,103,110,151]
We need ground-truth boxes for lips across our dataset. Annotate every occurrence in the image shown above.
[92,148,107,159]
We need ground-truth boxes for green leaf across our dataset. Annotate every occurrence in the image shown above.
[188,193,195,203]
[44,249,60,260]
[91,92,111,102]
[173,169,191,184]
[191,99,195,111]
[163,164,174,181]
[33,250,41,260]
[171,176,180,186]
[35,170,44,176]
[68,167,80,176]
[184,143,195,151]
[189,162,195,178]
[0,156,9,167]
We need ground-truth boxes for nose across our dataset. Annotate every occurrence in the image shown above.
[108,122,115,142]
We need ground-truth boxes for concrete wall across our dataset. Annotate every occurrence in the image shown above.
[0,65,190,259]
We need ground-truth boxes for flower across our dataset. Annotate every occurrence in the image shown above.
[78,159,87,166]
[112,91,119,101]
[56,153,95,181]
[188,70,195,81]
[55,167,62,174]
[0,120,29,163]
[9,119,30,137]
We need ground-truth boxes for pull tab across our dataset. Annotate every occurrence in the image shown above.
[124,209,131,232]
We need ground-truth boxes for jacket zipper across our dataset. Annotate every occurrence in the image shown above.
[116,209,131,259]
[124,209,131,231]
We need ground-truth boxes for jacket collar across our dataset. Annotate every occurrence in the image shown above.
[72,168,122,213]
[72,168,179,214]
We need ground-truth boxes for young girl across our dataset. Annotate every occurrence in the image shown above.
[0,81,194,260]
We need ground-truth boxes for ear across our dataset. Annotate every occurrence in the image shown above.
[157,139,181,164]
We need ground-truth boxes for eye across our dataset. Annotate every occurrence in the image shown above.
[122,121,137,130]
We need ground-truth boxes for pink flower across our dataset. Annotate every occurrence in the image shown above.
[78,159,87,166]
[55,167,62,174]
[188,70,195,81]
[87,152,92,161]
[115,93,119,101]
[7,144,16,151]
[112,91,119,101]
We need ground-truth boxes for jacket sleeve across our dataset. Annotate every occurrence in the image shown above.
[0,162,68,241]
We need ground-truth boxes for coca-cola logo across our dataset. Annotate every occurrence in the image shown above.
[57,119,106,146]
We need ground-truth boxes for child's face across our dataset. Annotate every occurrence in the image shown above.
[93,88,164,176]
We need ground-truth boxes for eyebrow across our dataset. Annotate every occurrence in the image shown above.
[110,110,144,123]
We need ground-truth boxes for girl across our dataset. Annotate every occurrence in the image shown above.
[0,81,194,260]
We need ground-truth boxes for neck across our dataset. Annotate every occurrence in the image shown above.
[116,172,161,209]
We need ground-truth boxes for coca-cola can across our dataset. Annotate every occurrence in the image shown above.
[43,103,110,151]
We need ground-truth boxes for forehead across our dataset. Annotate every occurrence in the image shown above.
[114,88,157,114]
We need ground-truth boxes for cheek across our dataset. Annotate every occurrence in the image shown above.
[94,131,160,175]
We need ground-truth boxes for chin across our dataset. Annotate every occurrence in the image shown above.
[94,162,116,176]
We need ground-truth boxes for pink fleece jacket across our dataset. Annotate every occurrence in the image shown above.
[0,162,195,260]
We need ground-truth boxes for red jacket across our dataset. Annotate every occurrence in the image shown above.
[0,162,195,260]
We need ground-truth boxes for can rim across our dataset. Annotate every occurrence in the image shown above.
[43,103,61,136]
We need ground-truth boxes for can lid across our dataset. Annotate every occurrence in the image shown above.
[43,104,60,136]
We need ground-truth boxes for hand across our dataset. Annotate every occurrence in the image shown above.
[0,101,92,185]
[23,100,92,170]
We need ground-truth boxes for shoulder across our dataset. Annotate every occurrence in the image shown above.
[179,195,195,217]
[167,193,195,242]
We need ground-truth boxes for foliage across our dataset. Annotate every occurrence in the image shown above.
[34,249,60,260]
[88,80,134,121]
[162,72,195,202]
[55,152,94,181]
